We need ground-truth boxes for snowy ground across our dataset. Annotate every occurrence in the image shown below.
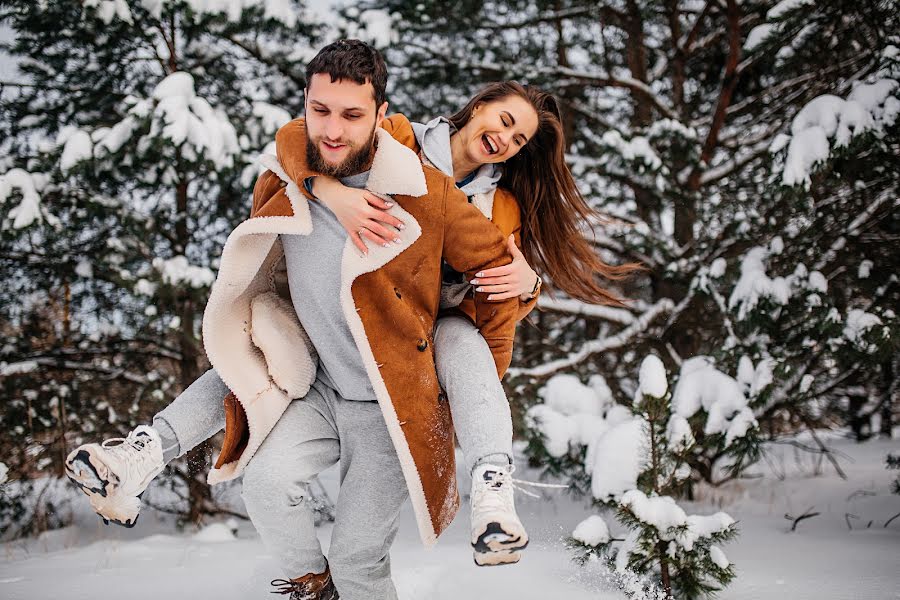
[1,433,898,600]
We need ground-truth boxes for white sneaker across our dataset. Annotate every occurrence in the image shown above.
[470,463,529,566]
[65,425,164,527]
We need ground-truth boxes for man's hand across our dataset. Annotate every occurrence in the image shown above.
[311,176,406,255]
[469,235,538,301]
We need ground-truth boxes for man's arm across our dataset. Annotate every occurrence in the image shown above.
[440,180,519,378]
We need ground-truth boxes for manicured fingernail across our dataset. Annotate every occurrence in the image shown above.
[476,287,484,292]
[398,224,406,230]
[394,238,402,244]
[476,272,484,278]
[470,279,479,284]
[386,202,394,208]
[383,243,390,248]
[488,295,494,300]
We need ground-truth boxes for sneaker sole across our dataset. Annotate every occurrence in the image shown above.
[473,549,523,567]
[65,449,110,497]
[65,449,159,528]
[472,520,529,554]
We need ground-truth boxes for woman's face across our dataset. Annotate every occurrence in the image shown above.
[459,95,539,165]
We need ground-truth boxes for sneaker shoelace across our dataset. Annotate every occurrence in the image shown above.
[473,467,516,513]
[475,465,570,503]
[100,430,157,481]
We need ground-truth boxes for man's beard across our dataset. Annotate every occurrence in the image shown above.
[306,125,377,179]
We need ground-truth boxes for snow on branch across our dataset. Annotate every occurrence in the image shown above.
[82,0,299,27]
[537,297,637,324]
[782,79,899,188]
[0,169,56,230]
[508,298,675,379]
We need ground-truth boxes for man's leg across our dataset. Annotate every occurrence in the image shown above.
[240,380,341,578]
[327,398,408,600]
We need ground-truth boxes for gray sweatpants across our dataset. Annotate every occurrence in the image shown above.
[151,314,512,594]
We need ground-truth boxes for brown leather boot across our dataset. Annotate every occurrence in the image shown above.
[269,565,339,600]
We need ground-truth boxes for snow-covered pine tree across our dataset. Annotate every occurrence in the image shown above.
[567,355,738,600]
[368,0,899,484]
[0,0,320,531]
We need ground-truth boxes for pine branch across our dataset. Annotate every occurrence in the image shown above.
[507,298,675,378]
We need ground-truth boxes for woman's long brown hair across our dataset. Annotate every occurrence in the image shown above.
[448,82,644,307]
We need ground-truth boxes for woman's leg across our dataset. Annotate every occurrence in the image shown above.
[151,367,229,463]
[65,367,229,525]
[433,314,527,565]
[433,314,514,474]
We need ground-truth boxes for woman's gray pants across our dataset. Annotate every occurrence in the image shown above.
[151,314,513,594]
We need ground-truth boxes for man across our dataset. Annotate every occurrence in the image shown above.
[65,40,519,599]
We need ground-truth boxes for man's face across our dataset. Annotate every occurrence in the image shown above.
[305,73,388,178]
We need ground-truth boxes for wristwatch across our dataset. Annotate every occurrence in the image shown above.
[523,274,542,301]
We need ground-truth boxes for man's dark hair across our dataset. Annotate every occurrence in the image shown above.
[305,39,388,106]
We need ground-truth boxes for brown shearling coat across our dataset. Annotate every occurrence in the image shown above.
[201,121,519,546]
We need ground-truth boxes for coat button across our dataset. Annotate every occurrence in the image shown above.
[416,338,428,352]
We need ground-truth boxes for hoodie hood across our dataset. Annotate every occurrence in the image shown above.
[411,116,502,197]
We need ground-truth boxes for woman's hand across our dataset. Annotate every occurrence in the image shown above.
[311,176,406,255]
[470,235,539,301]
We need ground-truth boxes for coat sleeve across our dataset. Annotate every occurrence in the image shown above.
[440,180,519,378]
[509,208,541,321]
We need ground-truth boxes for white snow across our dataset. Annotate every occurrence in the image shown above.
[621,491,687,537]
[709,257,727,278]
[728,246,792,320]
[587,418,649,500]
[148,72,241,170]
[83,0,299,27]
[709,545,729,569]
[637,354,668,400]
[2,437,899,599]
[572,515,610,546]
[808,270,828,293]
[620,490,735,552]
[252,102,292,135]
[843,308,883,343]
[782,79,899,187]
[767,0,815,20]
[601,130,662,170]
[153,255,215,288]
[666,415,695,452]
[858,259,873,279]
[541,373,604,416]
[193,521,237,543]
[745,24,776,51]
[0,461,7,485]
[60,130,94,172]
[671,357,758,445]
[0,168,52,229]
[526,374,623,457]
[0,360,38,376]
[74,259,93,279]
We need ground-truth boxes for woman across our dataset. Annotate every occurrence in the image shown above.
[64,82,641,567]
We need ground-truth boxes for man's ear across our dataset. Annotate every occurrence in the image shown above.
[375,101,389,128]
